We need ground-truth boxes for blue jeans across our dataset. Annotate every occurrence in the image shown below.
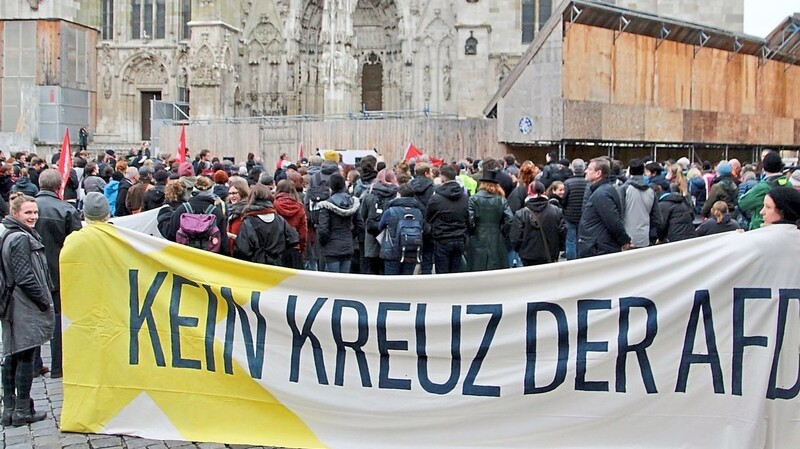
[384,260,416,275]
[565,221,578,261]
[420,245,434,274]
[324,256,351,273]
[433,238,465,274]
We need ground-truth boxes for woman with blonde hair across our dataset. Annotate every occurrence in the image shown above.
[466,170,513,271]
[1,193,54,426]
[666,163,689,198]
[696,201,741,236]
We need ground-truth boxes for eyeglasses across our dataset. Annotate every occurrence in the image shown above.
[229,190,239,196]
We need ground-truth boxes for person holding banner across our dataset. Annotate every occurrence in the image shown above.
[1,193,55,426]
[760,186,800,226]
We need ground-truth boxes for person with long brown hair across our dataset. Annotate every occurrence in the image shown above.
[273,179,307,268]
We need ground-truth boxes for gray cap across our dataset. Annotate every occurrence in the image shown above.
[259,172,274,185]
[83,192,110,221]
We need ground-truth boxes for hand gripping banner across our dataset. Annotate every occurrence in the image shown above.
[60,223,800,448]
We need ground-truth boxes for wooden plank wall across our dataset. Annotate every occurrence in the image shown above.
[36,21,61,86]
[160,118,501,167]
[562,23,800,146]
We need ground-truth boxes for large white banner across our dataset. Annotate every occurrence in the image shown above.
[60,223,800,448]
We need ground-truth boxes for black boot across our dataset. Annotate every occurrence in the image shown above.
[1,396,13,426]
[11,398,45,427]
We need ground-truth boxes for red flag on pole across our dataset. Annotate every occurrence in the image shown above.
[57,129,72,199]
[298,142,304,161]
[429,156,445,167]
[176,125,187,164]
[403,143,423,162]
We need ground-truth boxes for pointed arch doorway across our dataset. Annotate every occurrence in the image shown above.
[361,53,382,111]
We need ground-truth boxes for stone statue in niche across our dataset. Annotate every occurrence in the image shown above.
[27,0,41,10]
[103,70,113,99]
[287,64,295,91]
[423,65,431,101]
[270,65,279,92]
[442,65,451,101]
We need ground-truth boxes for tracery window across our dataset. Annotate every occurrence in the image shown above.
[522,0,553,44]
[102,0,114,40]
[131,0,165,40]
[181,0,192,40]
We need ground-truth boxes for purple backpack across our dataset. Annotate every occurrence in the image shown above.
[175,203,222,253]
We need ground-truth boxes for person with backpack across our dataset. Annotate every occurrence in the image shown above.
[510,181,566,266]
[359,169,399,275]
[317,173,362,273]
[466,169,513,272]
[1,193,55,426]
[378,184,424,275]
[425,165,470,273]
[409,163,436,274]
[304,155,337,270]
[165,176,229,254]
[233,184,299,266]
[701,161,738,219]
[739,152,792,230]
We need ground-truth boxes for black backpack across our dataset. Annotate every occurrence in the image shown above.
[306,173,331,226]
[395,208,423,263]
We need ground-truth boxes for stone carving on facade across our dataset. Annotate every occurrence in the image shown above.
[102,70,113,99]
[287,63,295,91]
[423,64,431,101]
[191,45,219,86]
[27,0,41,10]
[199,0,215,7]
[496,56,511,85]
[442,64,450,101]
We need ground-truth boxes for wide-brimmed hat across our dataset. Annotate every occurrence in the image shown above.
[480,169,501,184]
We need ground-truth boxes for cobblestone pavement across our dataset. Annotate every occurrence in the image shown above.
[1,346,284,449]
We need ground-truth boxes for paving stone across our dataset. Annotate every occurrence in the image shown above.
[2,426,31,437]
[61,433,90,445]
[5,442,34,449]
[4,433,33,445]
[145,444,168,449]
[196,444,226,449]
[64,444,91,449]
[125,438,165,449]
[88,436,123,448]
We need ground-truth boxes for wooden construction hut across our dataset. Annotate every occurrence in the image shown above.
[484,0,800,166]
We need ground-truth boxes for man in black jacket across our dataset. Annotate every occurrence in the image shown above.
[425,165,469,274]
[34,169,83,378]
[577,158,631,259]
[410,163,435,274]
[562,158,588,260]
[115,166,138,217]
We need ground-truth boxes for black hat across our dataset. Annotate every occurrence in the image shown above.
[763,152,783,174]
[480,169,501,184]
[629,159,645,176]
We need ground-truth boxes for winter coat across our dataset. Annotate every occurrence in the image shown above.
[540,163,570,188]
[115,178,134,216]
[409,176,434,213]
[577,178,630,258]
[213,184,229,202]
[104,180,120,216]
[378,197,424,261]
[688,176,707,215]
[507,183,528,214]
[696,214,741,237]
[318,192,362,258]
[165,191,229,254]
[234,201,299,266]
[738,175,791,230]
[142,184,167,212]
[274,192,308,253]
[126,181,153,214]
[466,190,513,271]
[510,196,566,265]
[618,176,661,248]
[1,216,55,356]
[702,175,739,218]
[359,183,398,258]
[657,193,696,243]
[225,200,247,256]
[34,190,82,290]
[425,181,469,241]
[62,169,80,202]
[563,175,589,224]
[11,177,39,197]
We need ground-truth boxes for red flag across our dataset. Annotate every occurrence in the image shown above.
[57,129,72,199]
[298,142,304,161]
[176,125,187,164]
[429,156,445,167]
[403,143,423,162]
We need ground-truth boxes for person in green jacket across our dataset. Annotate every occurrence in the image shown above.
[738,152,791,230]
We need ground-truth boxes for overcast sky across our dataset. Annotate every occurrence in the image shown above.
[743,0,797,37]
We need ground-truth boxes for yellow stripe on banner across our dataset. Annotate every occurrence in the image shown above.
[60,223,327,448]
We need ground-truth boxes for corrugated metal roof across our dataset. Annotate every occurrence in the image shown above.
[484,0,800,117]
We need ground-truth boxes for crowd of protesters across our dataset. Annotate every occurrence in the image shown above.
[1,144,800,425]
